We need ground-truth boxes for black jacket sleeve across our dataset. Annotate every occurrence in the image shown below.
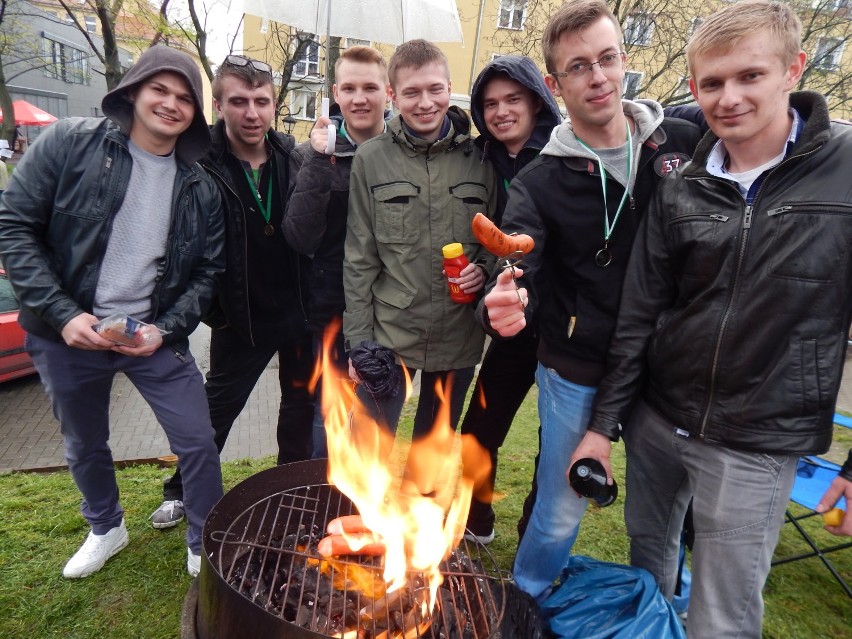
[282,143,335,256]
[587,178,680,441]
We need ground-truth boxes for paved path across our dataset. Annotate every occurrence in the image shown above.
[2,332,852,473]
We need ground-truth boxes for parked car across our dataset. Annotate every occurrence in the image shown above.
[0,268,36,382]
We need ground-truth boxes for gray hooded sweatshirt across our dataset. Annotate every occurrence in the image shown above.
[542,99,666,194]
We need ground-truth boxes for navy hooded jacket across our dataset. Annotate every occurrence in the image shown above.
[470,55,562,224]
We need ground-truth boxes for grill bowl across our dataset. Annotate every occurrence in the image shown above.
[192,459,509,639]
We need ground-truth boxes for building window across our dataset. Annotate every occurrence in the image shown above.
[689,17,703,36]
[293,40,320,77]
[498,0,526,30]
[623,71,643,99]
[290,89,318,120]
[624,13,655,46]
[814,37,843,70]
[42,36,90,85]
[347,38,370,48]
[84,15,96,32]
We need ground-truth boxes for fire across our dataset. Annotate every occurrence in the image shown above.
[318,321,491,614]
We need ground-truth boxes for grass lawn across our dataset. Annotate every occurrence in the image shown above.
[0,389,849,638]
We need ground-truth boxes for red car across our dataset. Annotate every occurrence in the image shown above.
[0,268,37,382]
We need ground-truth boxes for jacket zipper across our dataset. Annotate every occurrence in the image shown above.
[150,173,201,358]
[767,202,852,216]
[694,143,824,437]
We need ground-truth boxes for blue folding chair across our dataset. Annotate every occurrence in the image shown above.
[771,414,852,598]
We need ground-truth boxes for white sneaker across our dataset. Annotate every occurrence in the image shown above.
[62,519,129,579]
[187,547,201,577]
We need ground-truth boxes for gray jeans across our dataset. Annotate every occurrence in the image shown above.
[26,334,223,553]
[623,399,797,639]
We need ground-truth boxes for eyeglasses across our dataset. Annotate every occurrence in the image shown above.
[550,52,626,80]
[223,55,273,76]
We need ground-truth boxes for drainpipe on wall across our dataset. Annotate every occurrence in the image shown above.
[468,0,489,94]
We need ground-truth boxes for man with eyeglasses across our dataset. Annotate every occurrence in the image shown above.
[479,0,701,601]
[149,54,315,530]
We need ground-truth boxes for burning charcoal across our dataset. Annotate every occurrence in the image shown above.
[295,605,313,627]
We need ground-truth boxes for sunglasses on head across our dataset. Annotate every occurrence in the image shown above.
[223,55,273,76]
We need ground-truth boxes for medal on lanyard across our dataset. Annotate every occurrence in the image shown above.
[243,162,274,236]
[577,122,632,268]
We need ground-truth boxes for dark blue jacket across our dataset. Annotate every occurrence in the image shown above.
[470,55,562,224]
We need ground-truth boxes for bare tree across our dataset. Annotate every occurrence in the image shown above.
[247,22,320,128]
[56,0,197,90]
[794,0,852,114]
[486,0,851,113]
[56,0,125,90]
[0,0,18,144]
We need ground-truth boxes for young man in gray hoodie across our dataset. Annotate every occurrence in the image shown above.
[0,45,225,579]
[480,0,701,600]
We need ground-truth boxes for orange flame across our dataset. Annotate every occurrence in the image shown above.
[318,321,491,612]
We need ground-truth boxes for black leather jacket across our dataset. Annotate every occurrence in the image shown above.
[201,121,309,345]
[590,92,852,477]
[0,118,225,353]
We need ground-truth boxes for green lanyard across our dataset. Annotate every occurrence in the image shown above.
[576,122,632,267]
[242,165,273,223]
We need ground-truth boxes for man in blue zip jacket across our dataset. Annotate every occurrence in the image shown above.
[0,45,225,579]
[460,54,562,544]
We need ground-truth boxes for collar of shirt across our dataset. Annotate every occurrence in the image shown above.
[706,107,802,183]
[340,120,387,148]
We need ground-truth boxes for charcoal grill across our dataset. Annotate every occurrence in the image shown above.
[185,459,541,639]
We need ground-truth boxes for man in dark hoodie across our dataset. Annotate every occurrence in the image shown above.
[0,45,225,578]
[149,54,315,529]
[283,45,391,458]
[460,55,562,544]
[480,1,701,600]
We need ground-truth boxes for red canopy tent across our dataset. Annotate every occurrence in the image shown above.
[0,100,58,126]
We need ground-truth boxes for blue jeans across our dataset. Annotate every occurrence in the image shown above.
[311,330,348,458]
[624,399,797,639]
[512,365,596,600]
[26,334,223,553]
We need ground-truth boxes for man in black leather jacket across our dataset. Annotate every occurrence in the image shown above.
[150,55,315,529]
[575,2,852,636]
[0,45,225,579]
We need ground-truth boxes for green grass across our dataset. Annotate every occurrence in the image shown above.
[0,390,849,638]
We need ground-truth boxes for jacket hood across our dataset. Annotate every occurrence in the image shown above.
[542,99,664,160]
[102,44,211,165]
[471,55,562,150]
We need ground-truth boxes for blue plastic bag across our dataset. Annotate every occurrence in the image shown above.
[538,556,686,639]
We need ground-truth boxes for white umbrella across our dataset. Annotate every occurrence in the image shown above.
[242,0,464,46]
